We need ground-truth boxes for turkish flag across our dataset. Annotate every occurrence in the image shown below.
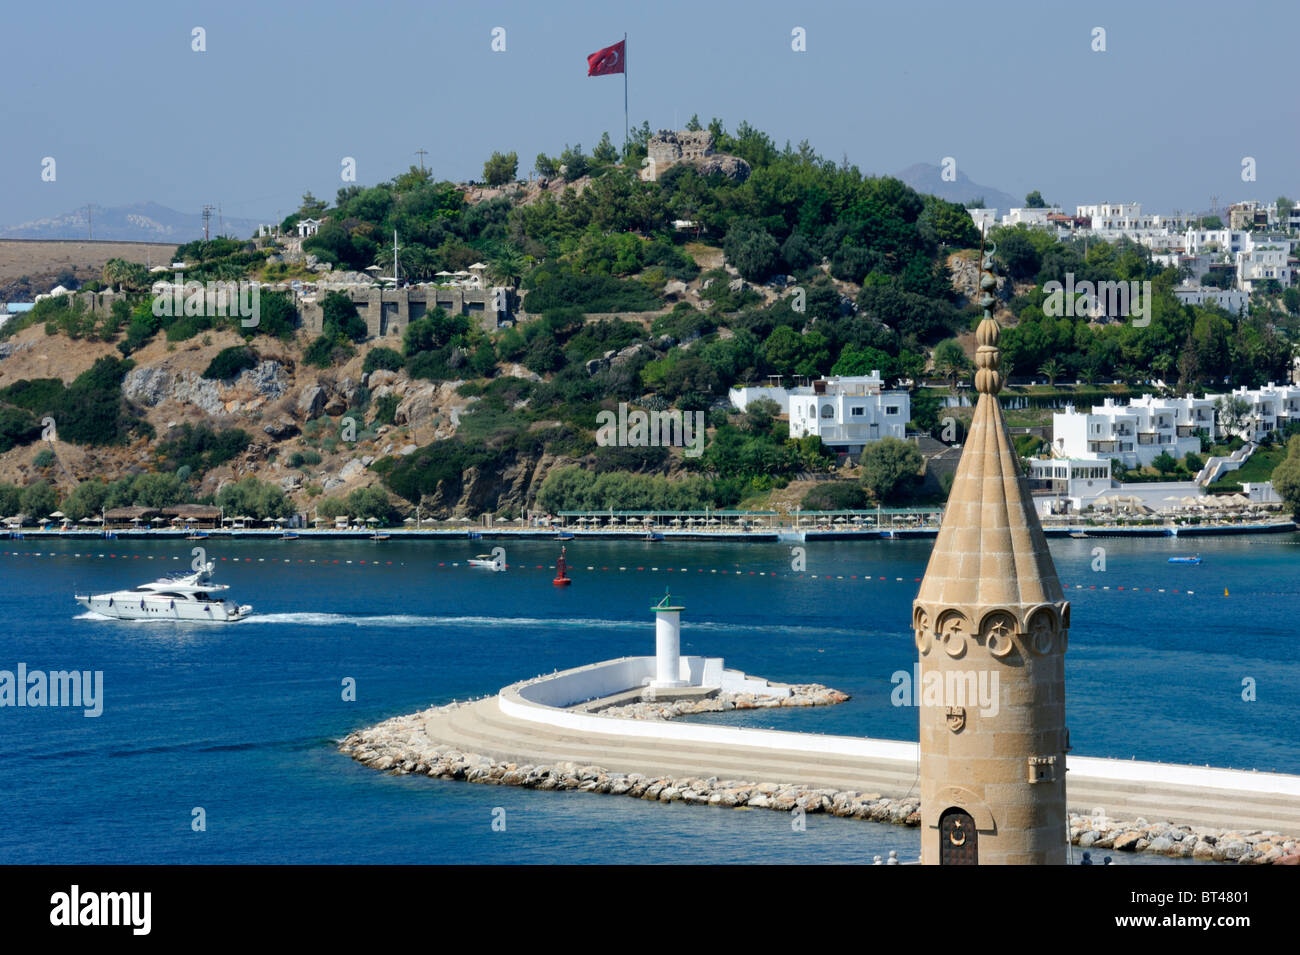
[587,40,625,76]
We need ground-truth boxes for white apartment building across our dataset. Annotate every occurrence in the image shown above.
[1210,382,1300,439]
[1183,228,1251,256]
[1236,244,1293,292]
[1076,202,1193,233]
[1052,395,1212,468]
[785,373,910,454]
[1172,283,1249,314]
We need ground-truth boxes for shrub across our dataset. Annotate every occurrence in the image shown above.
[373,393,401,426]
[157,424,251,474]
[363,347,405,374]
[800,481,868,511]
[203,345,259,381]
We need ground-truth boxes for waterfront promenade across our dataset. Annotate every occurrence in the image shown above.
[9,518,1296,542]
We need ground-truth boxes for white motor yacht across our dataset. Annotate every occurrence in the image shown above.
[467,553,506,571]
[75,561,253,622]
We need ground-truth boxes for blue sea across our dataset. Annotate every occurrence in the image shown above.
[1,533,1296,864]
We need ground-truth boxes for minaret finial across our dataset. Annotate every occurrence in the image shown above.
[974,227,1002,396]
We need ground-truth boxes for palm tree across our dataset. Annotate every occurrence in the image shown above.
[1038,358,1064,387]
[488,247,527,289]
[932,339,972,394]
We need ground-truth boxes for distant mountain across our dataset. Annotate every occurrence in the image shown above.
[894,163,1020,212]
[0,201,264,242]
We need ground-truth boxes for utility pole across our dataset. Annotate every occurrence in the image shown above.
[218,204,223,237]
[415,148,428,173]
[86,204,92,239]
[201,204,215,241]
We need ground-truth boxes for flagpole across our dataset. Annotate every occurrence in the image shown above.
[623,33,629,160]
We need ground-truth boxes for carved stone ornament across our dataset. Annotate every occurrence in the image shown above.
[982,610,1017,658]
[940,613,968,658]
[914,609,933,655]
[946,706,966,732]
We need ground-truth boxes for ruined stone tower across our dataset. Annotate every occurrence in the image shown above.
[912,243,1070,865]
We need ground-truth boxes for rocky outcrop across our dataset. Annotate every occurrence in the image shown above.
[297,384,326,419]
[122,359,288,416]
[696,154,751,182]
[584,342,655,377]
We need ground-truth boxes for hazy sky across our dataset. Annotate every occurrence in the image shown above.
[4,0,1297,227]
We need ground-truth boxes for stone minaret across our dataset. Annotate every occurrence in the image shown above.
[913,242,1070,865]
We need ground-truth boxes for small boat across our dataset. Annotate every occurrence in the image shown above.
[186,533,209,540]
[280,532,300,540]
[74,561,252,622]
[643,531,664,542]
[1069,531,1089,539]
[555,531,574,541]
[371,532,391,541]
[1168,556,1202,564]
[468,553,506,571]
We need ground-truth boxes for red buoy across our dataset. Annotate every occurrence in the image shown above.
[553,546,572,587]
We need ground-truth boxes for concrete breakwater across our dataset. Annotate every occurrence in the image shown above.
[340,700,1300,865]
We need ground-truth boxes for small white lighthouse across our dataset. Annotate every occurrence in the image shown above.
[651,590,686,687]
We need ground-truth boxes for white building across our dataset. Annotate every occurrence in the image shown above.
[1052,395,1211,468]
[728,384,790,413]
[297,217,323,237]
[1209,382,1300,439]
[966,208,998,234]
[1236,243,1292,292]
[1183,228,1251,256]
[1001,207,1062,228]
[1027,457,1113,515]
[1172,283,1249,314]
[785,373,910,455]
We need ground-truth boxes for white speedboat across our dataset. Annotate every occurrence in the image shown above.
[467,554,506,571]
[75,561,252,622]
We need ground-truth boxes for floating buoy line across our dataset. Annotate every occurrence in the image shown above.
[0,549,1274,597]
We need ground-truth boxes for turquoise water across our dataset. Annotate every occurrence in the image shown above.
[0,534,1295,863]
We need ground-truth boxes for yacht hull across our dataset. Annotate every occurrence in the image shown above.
[75,594,252,622]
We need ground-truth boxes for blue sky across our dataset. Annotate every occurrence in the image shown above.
[3,0,1297,227]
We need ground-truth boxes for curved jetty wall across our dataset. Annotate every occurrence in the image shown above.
[340,700,1300,865]
[340,658,1300,865]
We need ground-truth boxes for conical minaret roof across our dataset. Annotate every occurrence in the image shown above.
[915,245,1064,612]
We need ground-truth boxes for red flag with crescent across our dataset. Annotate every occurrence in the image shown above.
[587,40,625,76]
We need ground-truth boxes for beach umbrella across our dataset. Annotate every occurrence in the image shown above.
[403,517,416,524]
[49,511,65,519]
[671,517,682,525]
[366,517,379,523]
